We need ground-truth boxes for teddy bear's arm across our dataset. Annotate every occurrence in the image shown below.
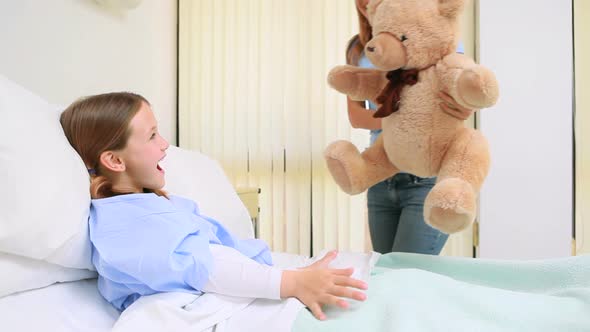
[436,53,499,110]
[327,65,387,102]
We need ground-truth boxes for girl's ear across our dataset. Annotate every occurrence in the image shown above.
[99,151,126,173]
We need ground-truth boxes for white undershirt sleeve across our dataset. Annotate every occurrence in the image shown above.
[201,244,283,300]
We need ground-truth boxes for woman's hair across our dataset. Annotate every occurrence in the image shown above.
[346,3,373,65]
[60,92,167,199]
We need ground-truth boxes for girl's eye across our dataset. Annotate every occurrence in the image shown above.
[400,35,408,42]
[150,133,156,139]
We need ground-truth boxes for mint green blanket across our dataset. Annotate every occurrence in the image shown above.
[293,253,590,331]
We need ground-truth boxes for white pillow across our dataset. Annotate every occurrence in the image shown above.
[0,75,92,270]
[161,146,255,240]
[0,253,96,298]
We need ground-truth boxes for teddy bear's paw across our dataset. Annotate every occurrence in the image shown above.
[325,156,353,193]
[327,66,360,96]
[457,67,499,109]
[324,140,366,194]
[424,177,476,234]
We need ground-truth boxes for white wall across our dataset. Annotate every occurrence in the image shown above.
[478,0,573,259]
[0,0,177,143]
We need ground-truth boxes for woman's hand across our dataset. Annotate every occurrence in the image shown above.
[439,91,476,120]
[280,251,368,320]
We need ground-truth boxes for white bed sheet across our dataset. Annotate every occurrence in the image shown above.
[0,278,118,332]
[0,251,378,332]
[0,254,310,332]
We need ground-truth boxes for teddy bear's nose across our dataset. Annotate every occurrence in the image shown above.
[367,46,376,52]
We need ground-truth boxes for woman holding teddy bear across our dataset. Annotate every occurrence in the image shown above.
[346,0,475,255]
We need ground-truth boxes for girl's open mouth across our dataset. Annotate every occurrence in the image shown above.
[157,155,166,173]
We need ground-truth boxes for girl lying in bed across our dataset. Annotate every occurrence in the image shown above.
[60,92,367,321]
[60,92,590,332]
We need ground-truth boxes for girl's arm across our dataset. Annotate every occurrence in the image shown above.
[202,245,367,321]
[201,244,282,299]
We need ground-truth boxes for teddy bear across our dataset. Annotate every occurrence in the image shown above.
[324,0,499,234]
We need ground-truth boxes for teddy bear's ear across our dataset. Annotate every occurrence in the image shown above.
[438,0,464,19]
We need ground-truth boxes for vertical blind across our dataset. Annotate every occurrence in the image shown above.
[574,0,589,255]
[179,0,368,256]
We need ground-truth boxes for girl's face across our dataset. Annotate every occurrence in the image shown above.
[112,102,169,193]
[356,0,370,18]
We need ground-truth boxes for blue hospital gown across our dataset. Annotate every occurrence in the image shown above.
[89,193,272,311]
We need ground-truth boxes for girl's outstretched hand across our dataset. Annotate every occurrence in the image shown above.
[280,251,368,320]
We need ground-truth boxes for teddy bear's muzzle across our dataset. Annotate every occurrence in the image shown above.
[365,32,407,71]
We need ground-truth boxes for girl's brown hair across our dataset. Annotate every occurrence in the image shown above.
[60,92,167,199]
[346,4,373,65]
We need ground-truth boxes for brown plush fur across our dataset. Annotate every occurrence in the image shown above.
[324,0,499,234]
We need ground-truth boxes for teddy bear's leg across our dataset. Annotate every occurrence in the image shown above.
[424,128,490,234]
[324,135,399,195]
[327,65,387,102]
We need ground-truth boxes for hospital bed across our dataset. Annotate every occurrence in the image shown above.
[0,143,268,331]
[0,74,378,331]
[2,74,590,332]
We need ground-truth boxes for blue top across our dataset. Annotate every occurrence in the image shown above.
[358,42,465,146]
[89,193,273,311]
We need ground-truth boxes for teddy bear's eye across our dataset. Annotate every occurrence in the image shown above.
[400,35,408,42]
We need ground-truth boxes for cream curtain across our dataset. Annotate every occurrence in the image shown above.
[438,0,476,257]
[179,0,367,256]
[574,0,589,255]
[179,0,476,257]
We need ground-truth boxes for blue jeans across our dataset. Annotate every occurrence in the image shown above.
[367,173,448,255]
